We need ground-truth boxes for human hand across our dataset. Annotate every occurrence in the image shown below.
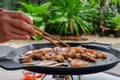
[0,9,36,43]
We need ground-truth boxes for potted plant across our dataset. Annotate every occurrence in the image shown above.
[112,15,120,37]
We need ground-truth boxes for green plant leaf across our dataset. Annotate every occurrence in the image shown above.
[32,34,42,41]
[112,15,120,30]
[19,2,33,12]
[73,19,80,36]
[33,2,51,15]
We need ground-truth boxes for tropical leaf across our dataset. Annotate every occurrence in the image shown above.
[33,2,51,15]
[19,2,33,12]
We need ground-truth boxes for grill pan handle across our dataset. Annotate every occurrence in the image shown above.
[0,59,24,70]
[0,59,51,73]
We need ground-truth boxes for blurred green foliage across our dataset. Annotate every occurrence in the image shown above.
[17,0,120,39]
[18,0,97,37]
[18,1,51,40]
[0,0,120,39]
[112,15,120,30]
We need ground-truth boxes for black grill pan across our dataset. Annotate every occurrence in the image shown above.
[0,42,120,75]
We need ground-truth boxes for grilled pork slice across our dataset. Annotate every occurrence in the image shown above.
[49,63,68,67]
[54,55,65,62]
[81,53,97,62]
[67,58,89,67]
[19,55,32,63]
[22,60,67,67]
[22,60,57,66]
[36,60,58,66]
[96,52,107,59]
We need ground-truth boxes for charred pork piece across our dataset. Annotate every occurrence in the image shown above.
[84,49,94,54]
[74,53,82,59]
[44,52,55,60]
[96,52,107,59]
[22,60,58,66]
[34,48,53,54]
[53,47,69,55]
[22,61,42,65]
[54,55,65,62]
[37,60,58,66]
[24,50,33,56]
[19,55,32,63]
[81,53,97,62]
[32,53,45,60]
[49,63,68,67]
[72,46,84,53]
[53,47,62,54]
[62,49,76,59]
[67,58,89,67]
[85,52,97,58]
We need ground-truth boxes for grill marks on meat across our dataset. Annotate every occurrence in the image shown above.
[67,58,89,67]
[19,55,32,63]
[81,49,107,62]
[81,53,97,62]
[19,46,107,67]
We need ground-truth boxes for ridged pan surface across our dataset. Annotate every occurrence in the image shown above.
[0,42,120,75]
